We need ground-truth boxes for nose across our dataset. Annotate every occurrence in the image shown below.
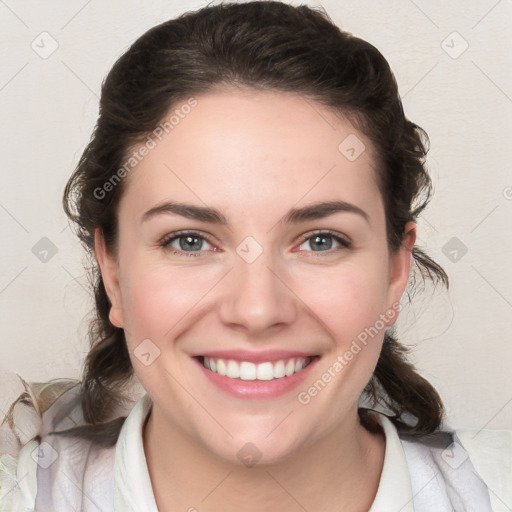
[218,247,298,335]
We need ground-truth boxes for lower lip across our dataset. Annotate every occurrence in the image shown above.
[193,357,319,399]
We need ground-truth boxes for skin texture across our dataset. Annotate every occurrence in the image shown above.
[95,88,415,511]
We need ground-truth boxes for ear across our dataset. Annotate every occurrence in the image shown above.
[384,221,416,324]
[94,228,125,328]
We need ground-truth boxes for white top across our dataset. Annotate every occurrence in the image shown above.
[1,387,511,511]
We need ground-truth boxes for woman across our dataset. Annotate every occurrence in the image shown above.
[1,2,510,511]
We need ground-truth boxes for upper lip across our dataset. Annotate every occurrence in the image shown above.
[192,349,318,364]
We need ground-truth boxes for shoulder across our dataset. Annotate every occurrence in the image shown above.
[1,376,145,511]
[0,439,39,511]
[454,426,512,510]
[368,409,511,510]
[399,423,512,512]
[0,376,81,511]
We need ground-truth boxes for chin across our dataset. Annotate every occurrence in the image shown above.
[203,426,306,468]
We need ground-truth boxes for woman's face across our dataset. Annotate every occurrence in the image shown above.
[96,89,413,465]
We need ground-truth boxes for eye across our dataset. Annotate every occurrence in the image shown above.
[159,229,351,258]
[296,230,351,254]
[159,231,217,257]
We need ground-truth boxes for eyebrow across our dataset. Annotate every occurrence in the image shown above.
[141,199,370,226]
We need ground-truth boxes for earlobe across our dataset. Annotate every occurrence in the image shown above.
[94,228,124,328]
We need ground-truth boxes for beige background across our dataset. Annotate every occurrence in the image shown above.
[0,0,511,430]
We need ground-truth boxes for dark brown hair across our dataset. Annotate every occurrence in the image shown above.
[7,1,449,446]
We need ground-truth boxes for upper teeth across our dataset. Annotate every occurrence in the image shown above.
[203,357,311,381]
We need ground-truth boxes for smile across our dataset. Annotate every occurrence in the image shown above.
[202,356,313,381]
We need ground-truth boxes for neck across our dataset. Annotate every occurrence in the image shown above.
[143,405,386,512]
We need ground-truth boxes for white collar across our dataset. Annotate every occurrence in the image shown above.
[113,393,418,511]
[114,393,158,511]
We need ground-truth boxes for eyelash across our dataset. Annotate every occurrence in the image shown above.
[158,230,352,257]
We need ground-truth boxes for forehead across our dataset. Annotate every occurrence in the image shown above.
[119,89,382,223]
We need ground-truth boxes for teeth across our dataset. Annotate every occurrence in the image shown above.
[202,357,311,380]
[273,360,285,378]
[226,360,239,378]
[240,361,256,381]
[256,362,274,381]
[217,359,227,376]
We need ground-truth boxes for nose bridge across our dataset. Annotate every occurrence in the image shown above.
[218,235,297,332]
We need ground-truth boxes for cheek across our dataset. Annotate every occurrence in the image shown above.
[292,259,389,345]
[118,262,217,343]
[290,262,390,419]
